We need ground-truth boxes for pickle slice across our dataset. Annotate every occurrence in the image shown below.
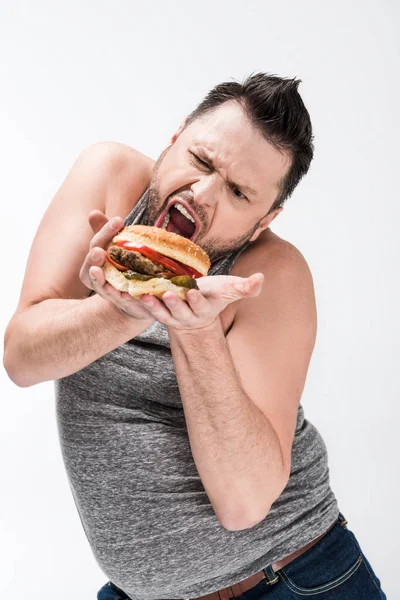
[170,276,199,289]
[123,271,154,281]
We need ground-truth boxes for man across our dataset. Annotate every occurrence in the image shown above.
[4,73,386,598]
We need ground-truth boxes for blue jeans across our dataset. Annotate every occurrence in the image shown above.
[97,513,386,599]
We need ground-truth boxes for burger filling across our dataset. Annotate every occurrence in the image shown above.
[107,244,200,289]
[108,246,167,276]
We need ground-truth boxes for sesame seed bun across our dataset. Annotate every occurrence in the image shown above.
[102,224,210,299]
[110,225,210,276]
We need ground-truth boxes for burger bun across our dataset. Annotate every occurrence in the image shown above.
[103,260,192,300]
[102,224,210,300]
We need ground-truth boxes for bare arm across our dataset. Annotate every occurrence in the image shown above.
[3,141,154,387]
[4,294,153,387]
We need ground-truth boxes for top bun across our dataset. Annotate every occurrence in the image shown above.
[109,225,211,276]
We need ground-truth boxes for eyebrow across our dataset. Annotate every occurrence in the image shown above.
[196,148,258,198]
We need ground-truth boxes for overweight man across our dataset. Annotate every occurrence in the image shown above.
[4,73,386,599]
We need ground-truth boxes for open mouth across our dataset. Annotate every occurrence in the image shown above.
[155,201,198,241]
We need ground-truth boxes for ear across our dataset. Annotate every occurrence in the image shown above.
[249,207,283,242]
[170,117,188,145]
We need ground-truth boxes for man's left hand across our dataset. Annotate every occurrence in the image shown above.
[139,272,264,331]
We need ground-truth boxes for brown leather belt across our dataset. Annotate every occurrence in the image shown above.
[185,519,338,600]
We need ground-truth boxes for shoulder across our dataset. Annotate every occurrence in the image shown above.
[233,228,314,285]
[78,141,155,219]
[230,228,317,328]
[77,141,154,174]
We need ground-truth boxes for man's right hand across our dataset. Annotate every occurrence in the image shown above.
[79,210,156,323]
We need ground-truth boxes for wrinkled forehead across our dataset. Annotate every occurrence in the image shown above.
[187,102,258,151]
[183,103,290,197]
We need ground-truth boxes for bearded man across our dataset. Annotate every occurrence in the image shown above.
[4,73,386,599]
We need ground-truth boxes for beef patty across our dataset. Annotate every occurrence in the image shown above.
[108,245,173,277]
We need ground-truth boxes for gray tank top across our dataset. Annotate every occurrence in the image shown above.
[55,187,338,600]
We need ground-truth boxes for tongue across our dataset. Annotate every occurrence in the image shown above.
[166,221,183,235]
[167,205,195,238]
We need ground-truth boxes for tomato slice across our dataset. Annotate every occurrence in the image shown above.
[177,263,203,279]
[115,241,203,278]
[106,253,129,272]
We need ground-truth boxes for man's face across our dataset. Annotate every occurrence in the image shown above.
[144,101,290,262]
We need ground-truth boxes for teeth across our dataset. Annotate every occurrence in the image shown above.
[161,211,170,229]
[160,202,196,232]
[174,202,196,224]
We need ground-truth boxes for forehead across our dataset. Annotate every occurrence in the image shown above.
[184,101,290,199]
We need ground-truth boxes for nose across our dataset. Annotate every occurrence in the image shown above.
[191,175,219,209]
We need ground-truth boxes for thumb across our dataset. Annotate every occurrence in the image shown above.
[88,210,109,234]
[233,272,264,296]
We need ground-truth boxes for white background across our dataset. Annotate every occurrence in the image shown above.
[1,1,398,598]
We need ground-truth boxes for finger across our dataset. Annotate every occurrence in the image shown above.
[233,272,264,296]
[88,264,107,289]
[79,246,107,290]
[80,215,125,291]
[140,294,178,326]
[185,288,210,316]
[88,210,109,234]
[87,265,126,301]
[160,291,196,322]
[196,273,263,297]
[85,266,156,319]
[89,215,124,251]
[84,264,110,296]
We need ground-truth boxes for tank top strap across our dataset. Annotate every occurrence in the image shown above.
[123,186,150,227]
[208,238,253,276]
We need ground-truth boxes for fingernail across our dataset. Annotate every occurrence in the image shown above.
[111,217,122,228]
[90,268,96,280]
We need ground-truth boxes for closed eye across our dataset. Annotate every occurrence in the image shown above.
[189,151,209,169]
[189,151,249,201]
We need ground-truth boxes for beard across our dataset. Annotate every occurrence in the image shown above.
[143,147,260,263]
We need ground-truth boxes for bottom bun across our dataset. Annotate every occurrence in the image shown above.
[103,260,190,300]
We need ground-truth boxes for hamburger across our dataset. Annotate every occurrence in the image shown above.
[102,225,211,300]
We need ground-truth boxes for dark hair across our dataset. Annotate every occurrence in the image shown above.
[184,72,314,213]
